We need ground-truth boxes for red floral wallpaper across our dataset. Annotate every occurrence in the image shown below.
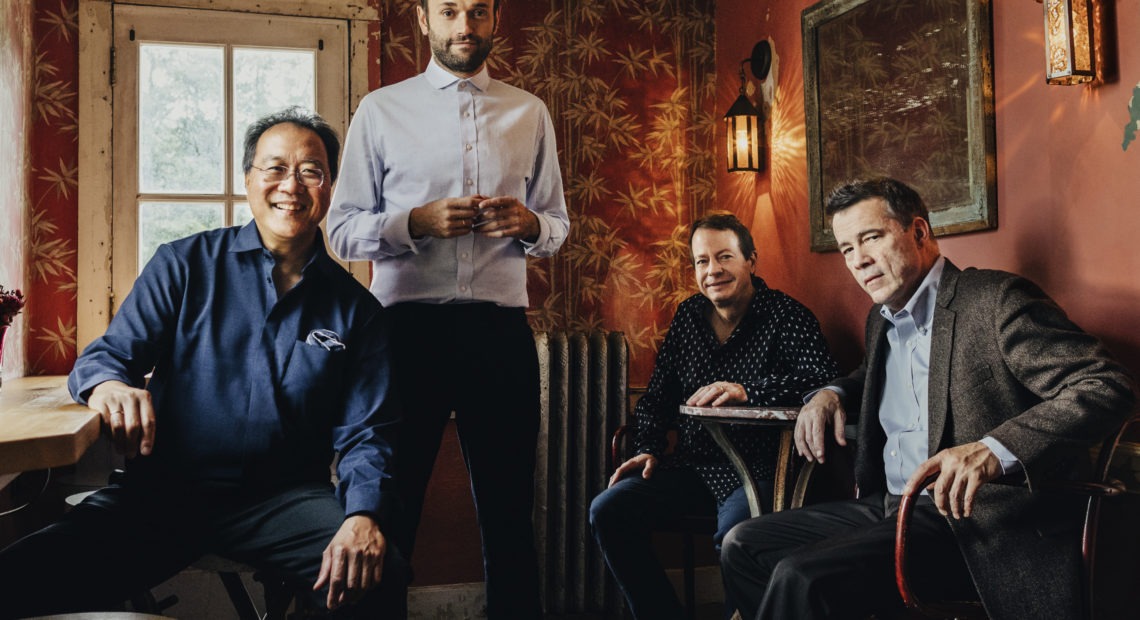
[25,0,729,386]
[25,0,78,376]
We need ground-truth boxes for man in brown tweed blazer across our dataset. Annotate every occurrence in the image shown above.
[720,177,1135,620]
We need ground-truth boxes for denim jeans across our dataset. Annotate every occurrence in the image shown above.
[589,466,771,620]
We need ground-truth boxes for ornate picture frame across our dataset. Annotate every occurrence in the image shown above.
[802,0,997,252]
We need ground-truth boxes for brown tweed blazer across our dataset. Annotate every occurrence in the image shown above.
[832,260,1135,620]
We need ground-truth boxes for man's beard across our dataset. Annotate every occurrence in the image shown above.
[429,31,493,74]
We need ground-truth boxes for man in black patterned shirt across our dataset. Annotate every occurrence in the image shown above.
[589,213,837,619]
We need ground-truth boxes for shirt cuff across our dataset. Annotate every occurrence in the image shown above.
[803,385,845,404]
[384,209,418,254]
[979,436,1023,475]
[520,209,549,253]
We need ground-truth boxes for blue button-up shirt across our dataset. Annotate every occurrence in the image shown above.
[327,57,569,308]
[878,257,1019,494]
[69,224,398,519]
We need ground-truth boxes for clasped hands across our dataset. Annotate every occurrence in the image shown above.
[409,195,539,242]
[794,389,1002,519]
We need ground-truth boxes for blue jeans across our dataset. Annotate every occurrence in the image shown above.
[589,467,772,620]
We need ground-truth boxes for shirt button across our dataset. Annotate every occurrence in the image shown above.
[461,252,469,259]
[464,112,471,118]
[466,144,473,151]
[890,450,897,457]
[458,82,465,89]
[460,286,468,292]
[466,179,474,186]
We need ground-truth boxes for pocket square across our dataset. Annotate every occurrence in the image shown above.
[305,329,346,352]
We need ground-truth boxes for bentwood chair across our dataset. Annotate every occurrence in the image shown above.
[894,413,1140,619]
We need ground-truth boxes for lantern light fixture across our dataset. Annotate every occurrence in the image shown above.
[725,40,771,172]
[1041,0,1096,85]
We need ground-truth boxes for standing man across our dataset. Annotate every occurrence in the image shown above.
[720,178,1135,620]
[327,1,569,617]
[589,213,836,619]
[0,108,404,618]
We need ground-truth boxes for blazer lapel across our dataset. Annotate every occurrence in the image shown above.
[856,312,890,491]
[927,260,960,455]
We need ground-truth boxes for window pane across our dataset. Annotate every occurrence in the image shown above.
[139,44,225,194]
[232,48,317,195]
[234,201,253,227]
[138,202,225,271]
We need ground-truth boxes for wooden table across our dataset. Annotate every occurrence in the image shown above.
[679,405,800,518]
[0,376,101,482]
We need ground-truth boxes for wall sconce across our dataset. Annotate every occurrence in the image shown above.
[724,41,771,172]
[1040,0,1096,85]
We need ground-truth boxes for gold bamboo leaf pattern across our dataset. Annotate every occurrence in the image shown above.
[29,207,59,239]
[34,78,78,126]
[383,29,415,66]
[484,36,515,75]
[37,0,78,43]
[567,170,613,207]
[34,316,76,363]
[36,158,79,199]
[565,31,610,66]
[31,236,77,284]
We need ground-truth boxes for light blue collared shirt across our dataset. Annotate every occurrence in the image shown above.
[878,257,1019,493]
[327,57,569,308]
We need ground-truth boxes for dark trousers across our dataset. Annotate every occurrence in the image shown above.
[0,482,407,619]
[720,493,977,620]
[589,468,767,620]
[388,303,541,619]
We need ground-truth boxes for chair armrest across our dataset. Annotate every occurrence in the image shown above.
[894,474,934,611]
[611,424,629,473]
[789,424,859,510]
[1046,478,1126,498]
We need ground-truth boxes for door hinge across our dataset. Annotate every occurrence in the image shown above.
[109,46,116,86]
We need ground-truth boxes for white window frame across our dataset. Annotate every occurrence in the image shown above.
[77,0,377,351]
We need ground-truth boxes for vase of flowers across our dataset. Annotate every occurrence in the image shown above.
[0,286,26,391]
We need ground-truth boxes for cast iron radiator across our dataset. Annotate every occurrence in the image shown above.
[534,331,629,617]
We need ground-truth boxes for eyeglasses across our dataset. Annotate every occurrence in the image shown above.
[251,165,326,188]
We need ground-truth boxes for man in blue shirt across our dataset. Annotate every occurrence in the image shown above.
[0,108,404,618]
[327,1,569,617]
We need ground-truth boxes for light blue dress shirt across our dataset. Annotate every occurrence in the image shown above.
[327,58,570,308]
[878,256,1019,494]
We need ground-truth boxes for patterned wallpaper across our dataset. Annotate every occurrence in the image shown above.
[25,0,726,385]
[24,0,78,377]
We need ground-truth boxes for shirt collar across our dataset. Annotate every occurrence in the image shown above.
[424,56,491,92]
[232,221,265,253]
[230,221,330,274]
[880,255,945,330]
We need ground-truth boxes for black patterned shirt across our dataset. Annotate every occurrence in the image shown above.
[633,277,838,501]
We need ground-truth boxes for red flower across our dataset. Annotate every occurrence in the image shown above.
[0,287,26,327]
